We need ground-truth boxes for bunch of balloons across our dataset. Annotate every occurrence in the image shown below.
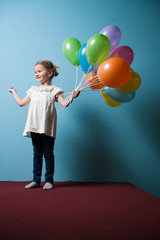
[62,25,141,108]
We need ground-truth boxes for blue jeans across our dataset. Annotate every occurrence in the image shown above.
[31,132,55,184]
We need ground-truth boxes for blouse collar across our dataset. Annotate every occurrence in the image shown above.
[32,85,55,92]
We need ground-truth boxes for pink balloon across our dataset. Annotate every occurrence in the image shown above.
[110,46,134,65]
[100,25,121,52]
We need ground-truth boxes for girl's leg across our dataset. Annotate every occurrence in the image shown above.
[31,132,43,184]
[42,134,55,185]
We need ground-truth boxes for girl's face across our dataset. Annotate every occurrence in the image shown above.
[34,64,52,85]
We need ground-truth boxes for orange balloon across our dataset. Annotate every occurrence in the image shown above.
[85,70,105,90]
[97,57,131,88]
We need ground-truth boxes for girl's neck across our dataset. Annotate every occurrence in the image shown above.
[40,81,51,86]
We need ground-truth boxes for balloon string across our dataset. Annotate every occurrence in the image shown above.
[75,66,93,90]
[81,89,99,92]
[76,73,86,90]
[76,72,92,90]
[81,74,101,88]
[58,66,100,114]
[80,81,102,90]
[83,75,99,86]
[61,91,73,96]
[58,94,73,114]
[61,92,74,97]
[58,78,100,114]
[79,77,100,90]
[75,66,79,89]
[79,83,101,91]
[79,79,102,90]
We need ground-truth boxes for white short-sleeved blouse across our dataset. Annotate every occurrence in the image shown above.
[23,85,64,138]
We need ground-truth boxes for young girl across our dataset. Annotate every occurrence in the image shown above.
[9,60,80,190]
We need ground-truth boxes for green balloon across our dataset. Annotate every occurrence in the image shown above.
[86,34,111,67]
[62,37,81,66]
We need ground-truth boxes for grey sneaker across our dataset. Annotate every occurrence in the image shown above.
[43,182,54,190]
[25,182,40,189]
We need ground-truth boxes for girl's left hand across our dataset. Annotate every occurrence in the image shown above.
[73,90,80,98]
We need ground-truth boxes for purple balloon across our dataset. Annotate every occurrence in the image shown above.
[100,25,121,52]
[94,65,99,73]
[110,46,134,65]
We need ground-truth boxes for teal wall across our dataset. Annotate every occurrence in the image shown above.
[0,0,160,197]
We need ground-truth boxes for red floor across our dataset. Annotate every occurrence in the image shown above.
[0,181,160,240]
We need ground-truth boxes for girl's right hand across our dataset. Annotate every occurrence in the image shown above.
[9,87,15,93]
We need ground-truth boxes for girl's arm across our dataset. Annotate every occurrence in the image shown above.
[56,90,80,107]
[9,87,31,107]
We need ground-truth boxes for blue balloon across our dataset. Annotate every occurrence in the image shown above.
[103,86,136,103]
[79,43,92,73]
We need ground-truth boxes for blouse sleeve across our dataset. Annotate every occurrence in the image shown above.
[26,87,32,99]
[53,86,64,102]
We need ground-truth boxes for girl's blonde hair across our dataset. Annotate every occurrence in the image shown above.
[35,60,59,80]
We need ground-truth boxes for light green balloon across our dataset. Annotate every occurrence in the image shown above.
[86,34,111,67]
[62,37,81,66]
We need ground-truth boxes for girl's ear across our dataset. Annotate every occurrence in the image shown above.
[48,70,53,78]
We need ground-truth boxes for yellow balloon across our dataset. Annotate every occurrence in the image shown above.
[117,71,141,92]
[101,90,122,107]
